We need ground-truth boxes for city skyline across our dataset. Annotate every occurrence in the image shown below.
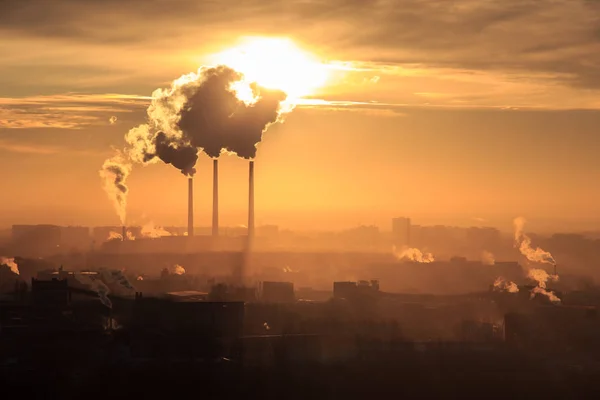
[1,1,599,231]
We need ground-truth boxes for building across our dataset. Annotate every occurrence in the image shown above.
[392,217,411,248]
[11,224,61,257]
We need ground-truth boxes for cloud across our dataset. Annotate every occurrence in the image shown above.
[2,0,600,111]
[0,138,106,156]
[0,0,598,91]
[0,139,61,155]
[0,93,149,129]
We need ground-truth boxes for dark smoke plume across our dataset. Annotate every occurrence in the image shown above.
[144,132,198,176]
[176,66,288,159]
[101,64,290,222]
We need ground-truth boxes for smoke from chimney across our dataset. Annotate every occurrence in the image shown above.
[248,160,255,240]
[99,153,131,225]
[492,277,519,293]
[392,245,434,263]
[100,65,291,224]
[212,159,219,237]
[481,251,495,266]
[141,221,172,238]
[0,257,19,275]
[188,177,194,237]
[513,217,556,265]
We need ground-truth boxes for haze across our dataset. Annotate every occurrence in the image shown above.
[1,0,599,232]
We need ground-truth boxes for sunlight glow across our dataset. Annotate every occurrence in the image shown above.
[211,37,330,102]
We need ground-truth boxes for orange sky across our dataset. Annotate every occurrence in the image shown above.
[0,0,599,231]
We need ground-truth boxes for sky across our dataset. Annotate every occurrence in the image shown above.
[0,0,599,232]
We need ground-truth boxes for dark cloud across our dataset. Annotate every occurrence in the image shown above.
[1,0,600,90]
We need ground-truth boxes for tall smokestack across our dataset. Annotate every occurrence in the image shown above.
[248,160,255,240]
[212,159,219,237]
[122,225,126,241]
[188,177,194,237]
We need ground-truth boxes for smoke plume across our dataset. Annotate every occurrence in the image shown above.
[0,257,19,275]
[527,268,558,289]
[100,65,290,222]
[171,264,186,275]
[492,277,519,293]
[481,251,495,266]
[74,272,112,308]
[109,116,118,125]
[107,231,135,241]
[141,221,172,238]
[99,153,131,225]
[100,269,136,297]
[530,286,561,304]
[126,65,288,170]
[393,246,435,263]
[513,217,556,265]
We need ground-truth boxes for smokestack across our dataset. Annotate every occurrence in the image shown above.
[122,225,126,241]
[188,177,194,237]
[212,159,219,237]
[248,160,255,240]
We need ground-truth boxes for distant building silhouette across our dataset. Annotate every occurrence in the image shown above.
[392,217,411,248]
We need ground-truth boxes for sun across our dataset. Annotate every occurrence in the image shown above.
[210,37,329,101]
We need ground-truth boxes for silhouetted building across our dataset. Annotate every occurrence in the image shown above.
[260,281,295,303]
[12,224,61,256]
[31,278,70,307]
[392,217,411,248]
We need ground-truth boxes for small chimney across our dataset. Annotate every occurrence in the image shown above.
[122,225,126,241]
[188,177,194,237]
[248,160,255,240]
[212,159,219,237]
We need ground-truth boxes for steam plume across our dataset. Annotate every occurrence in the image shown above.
[530,286,561,304]
[100,269,136,296]
[481,251,495,266]
[493,277,519,293]
[0,257,19,275]
[171,264,186,275]
[527,268,558,289]
[141,221,172,238]
[101,64,290,222]
[513,217,556,265]
[393,245,434,263]
[109,116,118,125]
[99,153,131,225]
[107,231,135,241]
[74,272,112,308]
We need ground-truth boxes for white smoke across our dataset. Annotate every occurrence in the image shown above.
[171,264,186,275]
[513,217,556,265]
[393,245,434,263]
[481,251,495,266]
[530,286,561,304]
[73,272,112,308]
[100,269,136,295]
[0,257,19,275]
[493,277,519,293]
[106,231,135,241]
[141,221,172,238]
[99,152,132,226]
[109,116,118,125]
[527,268,558,289]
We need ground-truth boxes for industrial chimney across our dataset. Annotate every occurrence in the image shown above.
[248,160,255,240]
[212,159,219,237]
[122,225,126,241]
[188,177,194,237]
